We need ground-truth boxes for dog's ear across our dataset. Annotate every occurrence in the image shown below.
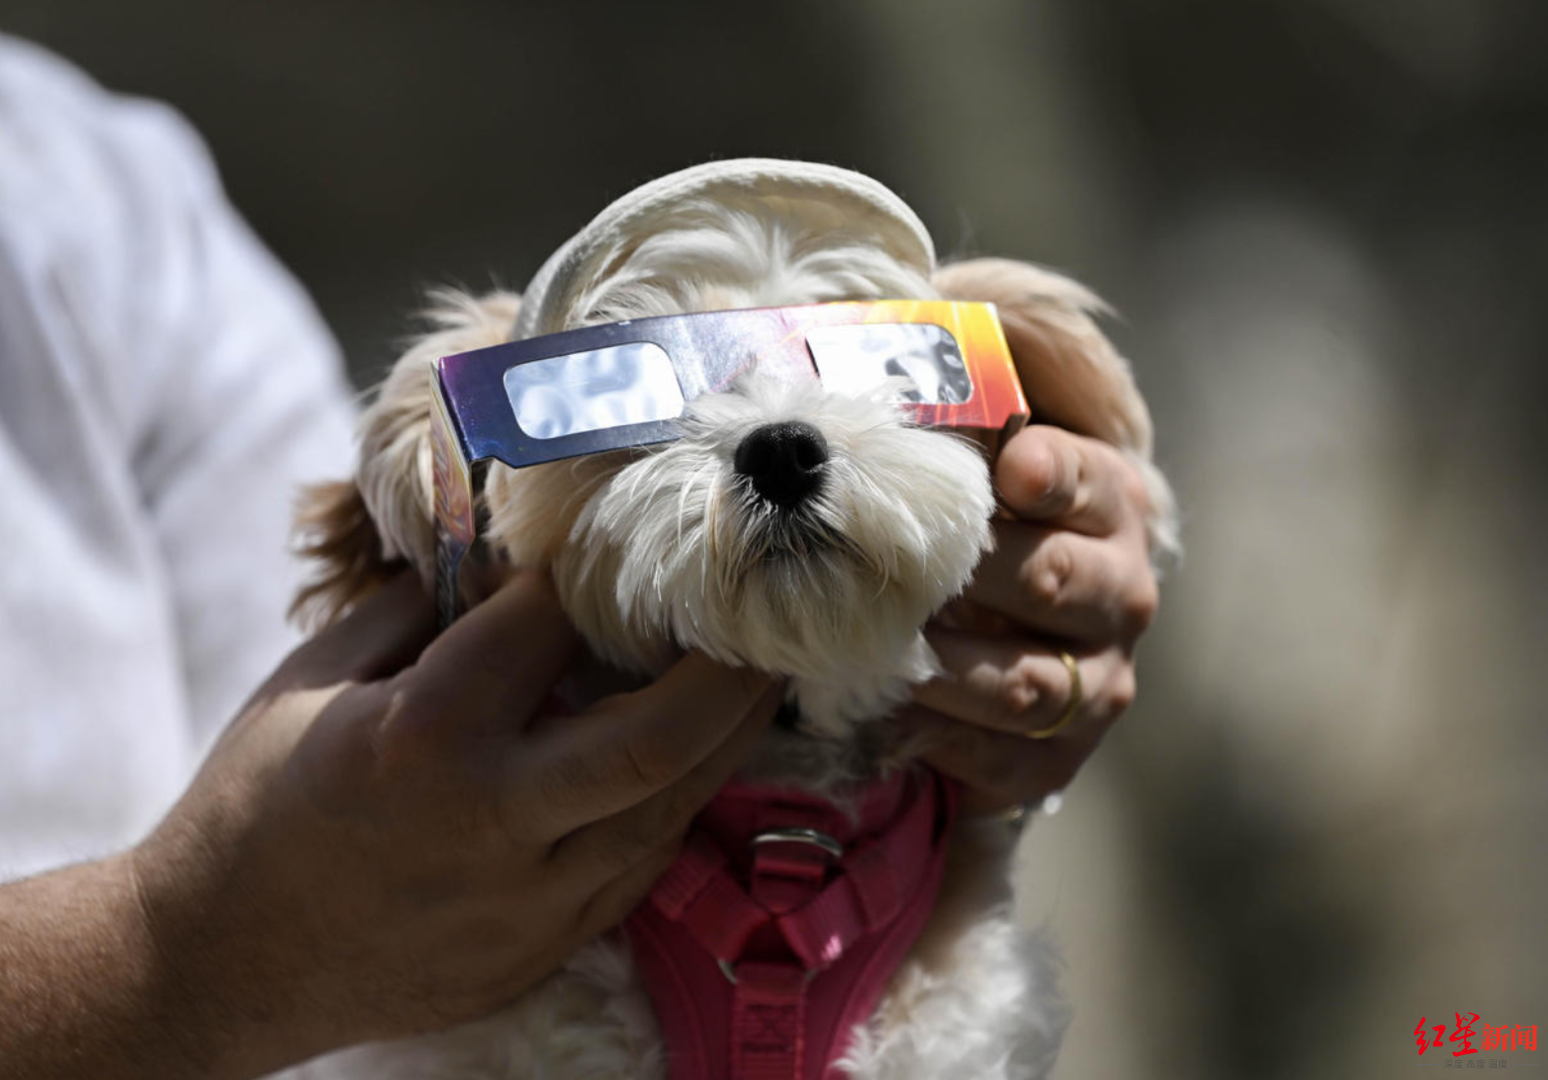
[933,258,1150,454]
[933,258,1179,565]
[291,289,523,627]
[290,479,401,628]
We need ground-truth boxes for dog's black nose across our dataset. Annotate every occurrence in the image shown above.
[734,421,829,508]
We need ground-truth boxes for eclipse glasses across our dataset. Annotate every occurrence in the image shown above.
[429,300,1029,625]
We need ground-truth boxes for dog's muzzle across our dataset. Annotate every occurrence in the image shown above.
[734,421,828,509]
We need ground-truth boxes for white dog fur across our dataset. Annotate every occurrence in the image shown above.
[287,169,1175,1080]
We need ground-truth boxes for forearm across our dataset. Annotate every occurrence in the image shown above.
[0,853,257,1080]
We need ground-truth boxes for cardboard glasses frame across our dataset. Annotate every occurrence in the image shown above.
[429,299,1029,626]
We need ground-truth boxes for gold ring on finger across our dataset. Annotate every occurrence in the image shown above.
[1025,650,1082,740]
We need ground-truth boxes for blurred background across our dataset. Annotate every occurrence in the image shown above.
[6,1,1543,1075]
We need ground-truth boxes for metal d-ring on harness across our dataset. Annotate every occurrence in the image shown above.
[750,827,845,859]
[717,828,845,987]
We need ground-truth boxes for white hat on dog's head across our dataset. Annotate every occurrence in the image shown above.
[512,158,935,340]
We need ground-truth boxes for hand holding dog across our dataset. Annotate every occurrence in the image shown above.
[0,571,779,1080]
[910,425,1161,814]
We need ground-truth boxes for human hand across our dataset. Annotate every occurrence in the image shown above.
[906,426,1160,815]
[130,571,781,1079]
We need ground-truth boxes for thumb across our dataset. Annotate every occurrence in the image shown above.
[278,571,438,690]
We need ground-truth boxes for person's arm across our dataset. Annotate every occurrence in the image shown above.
[0,854,172,1076]
[0,573,781,1080]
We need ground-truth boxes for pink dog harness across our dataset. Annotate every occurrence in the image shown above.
[626,768,958,1080]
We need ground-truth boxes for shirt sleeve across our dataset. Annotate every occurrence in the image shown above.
[0,36,357,750]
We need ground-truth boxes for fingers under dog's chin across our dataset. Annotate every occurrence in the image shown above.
[891,705,1084,815]
[965,521,1150,645]
[913,628,1087,737]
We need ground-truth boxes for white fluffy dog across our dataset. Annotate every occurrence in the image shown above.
[288,160,1170,1080]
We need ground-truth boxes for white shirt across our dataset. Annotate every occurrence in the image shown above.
[0,36,354,878]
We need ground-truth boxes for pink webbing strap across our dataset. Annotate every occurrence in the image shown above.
[733,962,807,1080]
[625,769,957,1080]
